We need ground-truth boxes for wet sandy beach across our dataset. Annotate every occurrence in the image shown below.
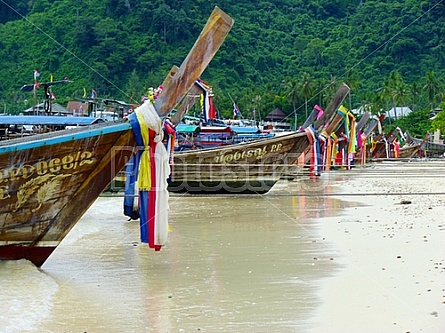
[308,160,445,332]
[1,160,444,332]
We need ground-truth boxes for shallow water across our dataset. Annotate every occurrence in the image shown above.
[0,175,358,333]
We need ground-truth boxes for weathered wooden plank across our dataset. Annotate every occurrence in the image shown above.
[155,7,234,116]
[314,83,350,133]
[170,84,203,125]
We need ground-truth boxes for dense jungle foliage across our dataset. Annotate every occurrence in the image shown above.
[0,0,444,135]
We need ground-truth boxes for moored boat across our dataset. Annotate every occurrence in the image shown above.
[0,6,234,266]
[168,131,310,193]
[166,83,351,194]
[0,115,105,140]
[0,121,135,266]
[369,129,428,160]
[408,133,445,157]
[175,124,235,150]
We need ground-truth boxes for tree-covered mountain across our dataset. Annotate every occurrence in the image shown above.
[0,0,444,134]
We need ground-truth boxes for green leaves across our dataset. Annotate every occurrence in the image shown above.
[0,0,443,120]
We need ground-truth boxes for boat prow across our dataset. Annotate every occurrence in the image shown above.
[0,122,135,266]
[0,6,234,266]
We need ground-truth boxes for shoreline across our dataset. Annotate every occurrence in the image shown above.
[309,161,445,333]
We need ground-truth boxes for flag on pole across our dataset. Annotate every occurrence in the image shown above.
[314,104,324,120]
[233,102,240,118]
[33,69,40,81]
[33,70,40,89]
[83,87,87,98]
[195,78,216,123]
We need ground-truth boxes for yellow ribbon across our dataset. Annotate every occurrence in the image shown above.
[348,112,356,154]
[136,111,151,191]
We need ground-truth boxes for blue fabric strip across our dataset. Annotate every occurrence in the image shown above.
[123,154,141,220]
[128,112,144,147]
[127,111,149,243]
[139,190,149,243]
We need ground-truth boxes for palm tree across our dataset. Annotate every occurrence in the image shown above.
[359,91,374,115]
[388,71,403,119]
[323,75,338,107]
[377,77,393,124]
[344,69,360,111]
[379,71,404,120]
[436,83,445,105]
[299,72,313,119]
[409,82,421,112]
[284,78,299,129]
[378,77,392,110]
[393,80,410,118]
[423,71,439,110]
[312,79,326,107]
[252,94,262,122]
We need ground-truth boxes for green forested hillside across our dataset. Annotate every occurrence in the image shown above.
[0,0,444,134]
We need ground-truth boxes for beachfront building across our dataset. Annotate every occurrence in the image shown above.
[385,106,413,119]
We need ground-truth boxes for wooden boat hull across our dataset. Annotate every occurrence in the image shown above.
[410,137,445,156]
[167,83,351,193]
[371,141,388,159]
[0,6,234,266]
[0,122,135,266]
[168,131,309,193]
[399,144,422,158]
[371,140,422,159]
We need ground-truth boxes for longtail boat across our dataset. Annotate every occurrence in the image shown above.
[397,133,428,158]
[167,84,350,193]
[370,129,427,160]
[398,140,424,158]
[407,133,445,157]
[357,113,385,164]
[371,131,394,159]
[0,7,234,266]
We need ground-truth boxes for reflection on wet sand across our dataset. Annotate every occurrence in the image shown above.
[1,177,355,333]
